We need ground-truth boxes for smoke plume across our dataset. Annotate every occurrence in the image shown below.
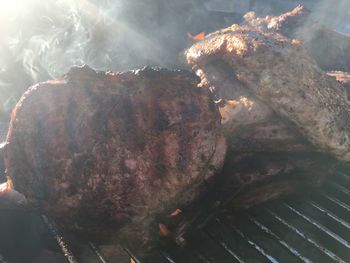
[0,0,349,118]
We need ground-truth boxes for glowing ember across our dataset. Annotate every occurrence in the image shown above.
[170,208,182,217]
[159,223,172,237]
[187,32,206,41]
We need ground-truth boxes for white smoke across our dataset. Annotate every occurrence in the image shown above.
[0,0,349,115]
[309,0,350,32]
[0,0,196,80]
[0,0,199,90]
[0,0,177,113]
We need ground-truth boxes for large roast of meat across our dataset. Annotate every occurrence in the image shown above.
[0,6,350,261]
[0,66,227,255]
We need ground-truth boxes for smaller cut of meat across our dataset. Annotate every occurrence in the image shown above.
[186,25,350,161]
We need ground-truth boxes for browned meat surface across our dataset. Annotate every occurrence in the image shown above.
[1,66,226,254]
[328,71,350,100]
[328,71,350,86]
[192,55,313,153]
[186,25,350,161]
[245,5,350,72]
[244,5,311,38]
[174,25,341,243]
[219,152,334,211]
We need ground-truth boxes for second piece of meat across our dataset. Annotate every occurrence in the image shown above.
[186,25,350,161]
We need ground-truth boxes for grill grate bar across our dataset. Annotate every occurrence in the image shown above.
[88,242,108,263]
[247,215,312,263]
[156,169,350,263]
[222,219,279,263]
[123,248,142,263]
[336,171,350,181]
[204,228,245,263]
[160,251,177,263]
[328,182,350,196]
[41,215,79,263]
[263,207,345,262]
[321,194,350,212]
[191,231,242,262]
[39,169,350,263]
[307,200,350,231]
[283,202,350,250]
[193,251,211,263]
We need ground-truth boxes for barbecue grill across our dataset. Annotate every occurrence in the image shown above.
[1,1,350,262]
[1,166,350,263]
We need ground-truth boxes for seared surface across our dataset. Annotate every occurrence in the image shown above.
[186,25,350,161]
[245,5,350,72]
[189,53,312,153]
[328,71,350,100]
[244,5,311,38]
[3,66,226,252]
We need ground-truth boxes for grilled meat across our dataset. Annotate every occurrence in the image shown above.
[244,5,311,38]
[1,66,226,254]
[244,5,350,72]
[186,25,350,161]
[327,71,350,100]
[191,57,313,153]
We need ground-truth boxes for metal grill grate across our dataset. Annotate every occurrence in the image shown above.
[158,168,350,263]
[71,167,350,263]
[1,168,350,263]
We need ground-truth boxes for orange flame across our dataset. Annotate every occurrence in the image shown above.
[187,32,206,41]
[130,258,136,263]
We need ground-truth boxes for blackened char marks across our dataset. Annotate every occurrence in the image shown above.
[115,97,135,145]
[65,99,79,152]
[3,66,227,253]
[155,110,170,131]
[177,100,200,171]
